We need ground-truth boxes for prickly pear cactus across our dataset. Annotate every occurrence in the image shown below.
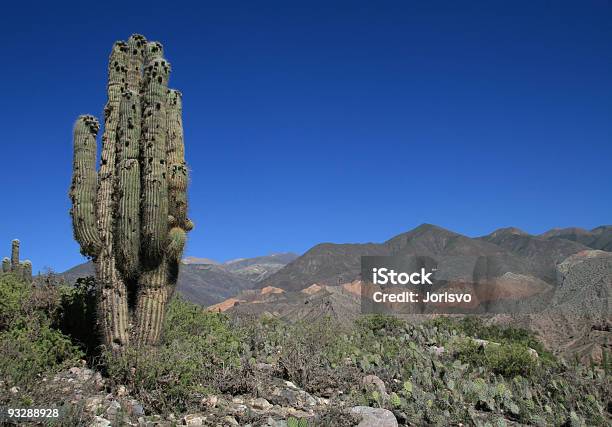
[69,34,193,350]
[1,239,32,283]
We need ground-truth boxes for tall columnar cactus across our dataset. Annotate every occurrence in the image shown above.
[1,239,32,282]
[69,34,193,350]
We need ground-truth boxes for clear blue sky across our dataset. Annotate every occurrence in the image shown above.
[1,1,610,273]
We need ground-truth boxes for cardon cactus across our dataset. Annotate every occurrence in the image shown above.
[1,239,32,283]
[69,34,193,350]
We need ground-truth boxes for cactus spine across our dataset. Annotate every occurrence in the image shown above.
[69,34,193,350]
[1,240,32,283]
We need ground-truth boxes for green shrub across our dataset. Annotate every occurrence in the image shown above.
[356,314,405,335]
[453,337,538,377]
[56,277,98,356]
[0,273,83,391]
[0,273,34,329]
[105,297,244,412]
[0,323,83,385]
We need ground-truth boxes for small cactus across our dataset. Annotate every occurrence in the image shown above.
[287,417,308,427]
[1,239,32,283]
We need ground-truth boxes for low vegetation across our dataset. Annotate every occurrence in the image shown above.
[0,273,83,405]
[0,274,610,426]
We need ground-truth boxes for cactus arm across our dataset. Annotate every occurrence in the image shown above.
[10,239,19,270]
[140,50,170,262]
[2,257,10,273]
[21,260,32,283]
[70,115,102,257]
[126,34,146,92]
[166,89,191,233]
[115,90,142,278]
[96,41,131,350]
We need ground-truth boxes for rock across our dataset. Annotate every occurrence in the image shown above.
[183,413,205,426]
[84,395,104,413]
[92,416,112,427]
[392,410,409,424]
[202,395,218,408]
[93,372,106,391]
[9,386,19,394]
[265,378,317,408]
[255,362,275,371]
[251,397,273,410]
[126,399,145,416]
[229,404,248,416]
[429,345,445,356]
[106,400,121,417]
[350,406,398,427]
[117,384,128,397]
[265,417,287,427]
[362,375,389,401]
[316,397,330,405]
[222,416,240,426]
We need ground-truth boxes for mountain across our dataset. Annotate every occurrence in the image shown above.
[479,227,591,282]
[223,253,299,282]
[258,224,563,291]
[540,226,612,251]
[60,253,298,307]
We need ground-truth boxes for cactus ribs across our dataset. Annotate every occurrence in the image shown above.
[69,34,193,350]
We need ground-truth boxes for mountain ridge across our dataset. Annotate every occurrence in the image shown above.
[259,223,611,291]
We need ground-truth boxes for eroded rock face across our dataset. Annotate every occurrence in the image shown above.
[554,250,612,318]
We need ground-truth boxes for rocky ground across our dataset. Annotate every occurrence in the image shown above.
[15,365,398,426]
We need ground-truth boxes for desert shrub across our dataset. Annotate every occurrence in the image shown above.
[429,316,536,346]
[452,338,538,378]
[314,404,360,427]
[0,273,31,329]
[274,318,360,393]
[356,314,405,335]
[105,296,244,413]
[55,277,98,356]
[0,273,83,397]
[0,322,83,385]
[234,315,360,394]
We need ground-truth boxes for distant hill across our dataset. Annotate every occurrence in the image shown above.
[479,227,591,282]
[540,226,612,251]
[60,252,298,307]
[258,224,578,291]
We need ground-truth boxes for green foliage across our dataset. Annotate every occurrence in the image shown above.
[356,314,405,335]
[0,273,31,329]
[0,323,83,385]
[2,275,608,427]
[287,416,308,427]
[428,316,555,363]
[452,338,539,377]
[105,297,243,412]
[0,273,83,392]
[56,277,98,356]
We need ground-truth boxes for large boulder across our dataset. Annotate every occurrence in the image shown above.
[350,406,398,427]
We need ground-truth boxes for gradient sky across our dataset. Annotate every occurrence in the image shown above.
[1,1,610,273]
